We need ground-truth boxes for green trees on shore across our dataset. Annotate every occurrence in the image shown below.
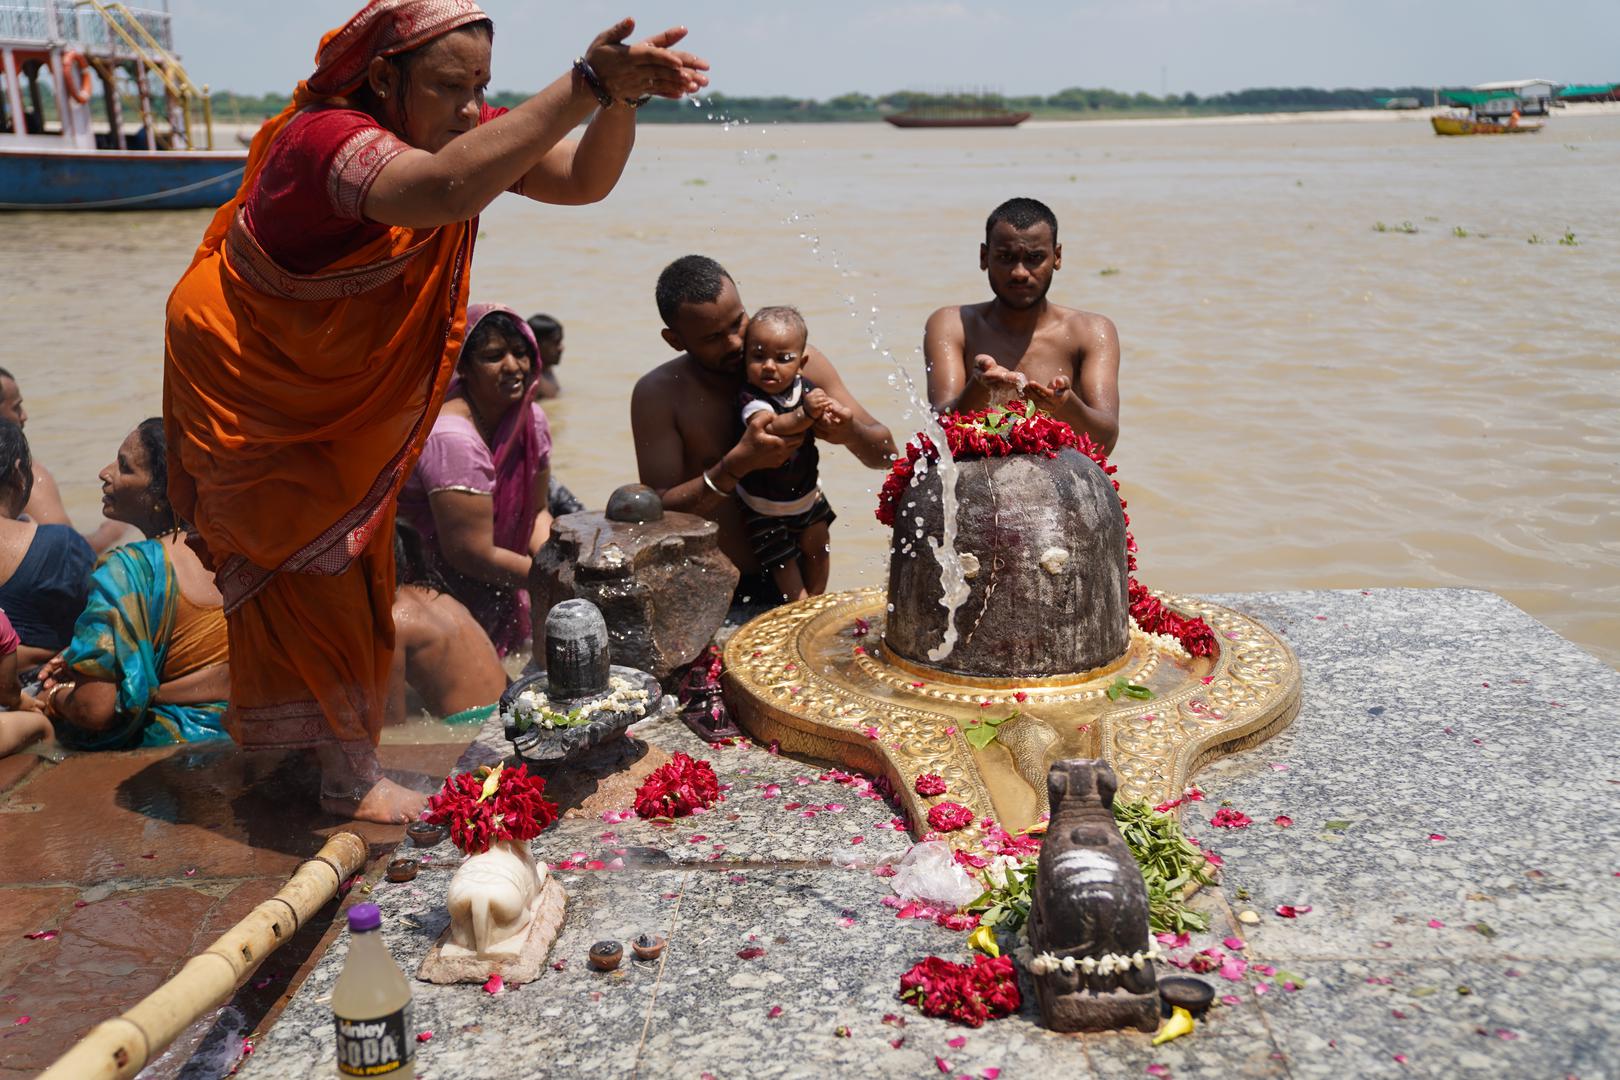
[207,85,1455,126]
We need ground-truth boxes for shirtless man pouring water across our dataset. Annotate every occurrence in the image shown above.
[924,198,1120,454]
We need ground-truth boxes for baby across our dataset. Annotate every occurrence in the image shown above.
[736,306,846,601]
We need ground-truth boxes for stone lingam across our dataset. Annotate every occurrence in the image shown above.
[721,410,1302,846]
[533,484,738,684]
[503,599,670,815]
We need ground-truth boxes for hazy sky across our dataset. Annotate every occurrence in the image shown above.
[170,0,1618,98]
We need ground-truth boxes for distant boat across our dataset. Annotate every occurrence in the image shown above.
[1431,115,1543,136]
[0,1,247,210]
[884,110,1031,129]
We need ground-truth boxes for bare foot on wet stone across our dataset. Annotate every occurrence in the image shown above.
[321,777,429,823]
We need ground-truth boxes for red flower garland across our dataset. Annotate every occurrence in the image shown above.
[633,752,721,819]
[926,801,975,832]
[899,954,1021,1027]
[422,763,558,855]
[875,402,1216,658]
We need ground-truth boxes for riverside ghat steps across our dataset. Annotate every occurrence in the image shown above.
[218,588,1620,1080]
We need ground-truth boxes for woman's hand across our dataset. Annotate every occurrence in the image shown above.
[585,18,709,103]
[38,654,68,690]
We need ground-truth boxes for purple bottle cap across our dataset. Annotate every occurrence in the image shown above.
[348,903,381,933]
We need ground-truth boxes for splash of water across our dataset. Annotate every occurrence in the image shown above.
[674,105,972,660]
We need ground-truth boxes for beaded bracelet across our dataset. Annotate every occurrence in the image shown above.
[572,56,614,109]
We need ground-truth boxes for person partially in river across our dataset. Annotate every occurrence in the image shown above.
[631,256,894,605]
[163,0,707,822]
[924,197,1121,454]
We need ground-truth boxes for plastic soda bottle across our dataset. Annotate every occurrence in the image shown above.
[332,902,414,1078]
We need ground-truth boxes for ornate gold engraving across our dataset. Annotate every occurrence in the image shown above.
[722,587,1301,843]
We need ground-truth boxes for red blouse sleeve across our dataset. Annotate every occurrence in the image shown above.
[243,107,409,274]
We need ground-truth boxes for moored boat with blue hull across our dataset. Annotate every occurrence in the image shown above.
[0,145,244,209]
[0,1,246,211]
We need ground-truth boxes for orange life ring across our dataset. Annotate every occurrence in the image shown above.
[62,50,93,105]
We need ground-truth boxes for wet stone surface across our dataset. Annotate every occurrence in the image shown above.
[228,589,1618,1079]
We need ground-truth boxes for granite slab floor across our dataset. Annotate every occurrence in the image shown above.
[234,588,1620,1080]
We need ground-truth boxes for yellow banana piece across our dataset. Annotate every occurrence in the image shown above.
[967,925,1000,957]
[1152,1006,1194,1045]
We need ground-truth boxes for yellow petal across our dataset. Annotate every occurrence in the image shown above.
[968,925,1000,957]
[478,763,504,803]
[1152,1006,1194,1045]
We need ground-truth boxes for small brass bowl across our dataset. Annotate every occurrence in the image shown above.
[631,933,667,961]
[385,858,419,883]
[1158,975,1215,1017]
[406,821,448,848]
[588,941,623,972]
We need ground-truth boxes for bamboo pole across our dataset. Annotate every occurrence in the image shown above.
[39,832,369,1080]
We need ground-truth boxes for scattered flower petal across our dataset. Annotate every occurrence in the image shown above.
[416,1031,433,1043]
[1273,815,1293,827]
[483,974,504,995]
[1427,919,1445,929]
[737,946,766,960]
[768,1005,783,1018]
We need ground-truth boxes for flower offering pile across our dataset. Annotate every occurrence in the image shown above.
[422,763,559,855]
[633,752,721,820]
[506,674,652,732]
[898,954,1022,1027]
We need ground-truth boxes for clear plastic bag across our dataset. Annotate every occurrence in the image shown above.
[890,841,982,908]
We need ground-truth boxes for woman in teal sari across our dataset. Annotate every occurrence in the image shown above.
[39,420,229,749]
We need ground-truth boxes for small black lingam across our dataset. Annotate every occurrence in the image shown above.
[503,599,662,771]
[533,484,738,683]
[1025,759,1161,1033]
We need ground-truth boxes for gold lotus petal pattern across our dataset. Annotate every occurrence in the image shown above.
[722,587,1301,843]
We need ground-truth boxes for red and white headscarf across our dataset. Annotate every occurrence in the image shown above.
[308,0,491,97]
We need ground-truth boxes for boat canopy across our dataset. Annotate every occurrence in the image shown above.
[1444,90,1521,106]
[1557,83,1617,98]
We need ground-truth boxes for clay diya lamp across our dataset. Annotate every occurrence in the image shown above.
[588,941,624,972]
[1158,976,1215,1018]
[385,857,419,883]
[631,933,667,961]
[406,821,448,848]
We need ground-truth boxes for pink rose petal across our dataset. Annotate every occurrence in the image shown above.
[1428,833,1447,842]
[947,1035,966,1049]
[1427,919,1445,929]
[23,930,57,941]
[416,1031,433,1043]
[15,1016,30,1026]
[483,974,505,995]
[1273,815,1293,827]
[768,1005,783,1018]
[1147,1066,1171,1078]
[1223,937,1246,950]
[1220,994,1241,1006]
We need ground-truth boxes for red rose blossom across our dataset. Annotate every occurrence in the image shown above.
[422,764,558,855]
[899,954,1021,1027]
[926,801,974,832]
[634,753,721,819]
[1210,807,1253,829]
[914,774,948,797]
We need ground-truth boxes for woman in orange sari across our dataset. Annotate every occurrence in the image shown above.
[164,0,706,822]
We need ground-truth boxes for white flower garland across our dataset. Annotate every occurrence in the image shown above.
[1015,942,1164,977]
[1130,618,1191,659]
[507,675,650,732]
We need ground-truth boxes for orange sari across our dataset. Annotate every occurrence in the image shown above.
[163,0,488,770]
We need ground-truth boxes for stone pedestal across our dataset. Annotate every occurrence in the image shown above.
[884,450,1129,679]
[532,486,739,683]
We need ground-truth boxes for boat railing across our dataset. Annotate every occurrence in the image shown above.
[0,1,171,56]
[75,0,210,148]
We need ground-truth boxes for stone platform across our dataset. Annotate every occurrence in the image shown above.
[234,589,1620,1080]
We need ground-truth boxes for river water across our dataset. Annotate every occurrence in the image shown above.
[3,112,1616,668]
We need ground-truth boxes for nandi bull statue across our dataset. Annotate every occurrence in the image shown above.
[1024,759,1161,1032]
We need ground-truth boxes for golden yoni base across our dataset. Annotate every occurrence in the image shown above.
[722,587,1301,848]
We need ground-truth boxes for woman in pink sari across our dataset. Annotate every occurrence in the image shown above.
[400,304,552,656]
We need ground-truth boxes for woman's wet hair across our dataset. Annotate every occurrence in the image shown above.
[461,310,536,369]
[526,313,562,342]
[0,419,32,507]
[135,416,176,529]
